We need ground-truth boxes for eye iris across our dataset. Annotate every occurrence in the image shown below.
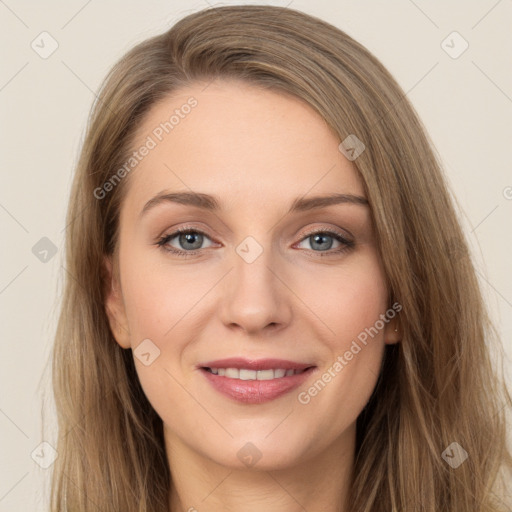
[180,232,203,250]
[310,233,333,251]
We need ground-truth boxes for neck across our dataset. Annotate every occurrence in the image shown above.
[165,423,355,512]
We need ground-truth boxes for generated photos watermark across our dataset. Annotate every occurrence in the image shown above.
[297,301,402,405]
[93,96,198,200]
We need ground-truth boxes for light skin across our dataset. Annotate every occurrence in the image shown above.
[104,79,400,512]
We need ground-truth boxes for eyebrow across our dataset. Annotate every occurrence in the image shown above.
[139,190,369,218]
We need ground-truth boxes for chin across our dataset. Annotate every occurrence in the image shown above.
[207,436,311,471]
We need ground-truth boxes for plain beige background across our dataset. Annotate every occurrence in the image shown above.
[1,1,511,509]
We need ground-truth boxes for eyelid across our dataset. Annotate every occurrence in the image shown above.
[157,222,352,240]
[297,225,353,242]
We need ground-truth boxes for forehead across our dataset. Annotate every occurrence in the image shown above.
[122,79,365,217]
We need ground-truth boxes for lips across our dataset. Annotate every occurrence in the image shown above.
[198,357,314,371]
[198,357,317,404]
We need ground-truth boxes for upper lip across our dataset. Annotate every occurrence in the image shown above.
[198,357,315,371]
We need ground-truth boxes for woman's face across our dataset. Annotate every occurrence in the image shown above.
[105,79,399,470]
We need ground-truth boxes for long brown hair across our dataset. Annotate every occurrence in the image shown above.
[44,5,512,511]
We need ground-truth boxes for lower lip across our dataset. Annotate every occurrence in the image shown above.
[200,367,316,404]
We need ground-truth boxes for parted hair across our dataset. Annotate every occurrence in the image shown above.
[45,5,512,511]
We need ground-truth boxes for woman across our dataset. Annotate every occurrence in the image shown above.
[47,5,512,511]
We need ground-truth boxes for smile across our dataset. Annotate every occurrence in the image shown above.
[197,357,317,403]
[203,367,309,380]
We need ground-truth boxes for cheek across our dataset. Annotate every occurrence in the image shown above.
[294,254,388,391]
[118,256,198,421]
[297,252,388,347]
[118,247,212,403]
[295,256,389,433]
[120,249,207,341]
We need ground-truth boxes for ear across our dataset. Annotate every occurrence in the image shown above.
[103,255,131,349]
[383,315,401,345]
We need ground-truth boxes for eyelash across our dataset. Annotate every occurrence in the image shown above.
[155,226,355,259]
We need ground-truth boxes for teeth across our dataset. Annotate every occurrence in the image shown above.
[208,367,305,380]
[225,368,239,379]
[239,369,257,380]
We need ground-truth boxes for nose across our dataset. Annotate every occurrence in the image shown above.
[218,243,292,336]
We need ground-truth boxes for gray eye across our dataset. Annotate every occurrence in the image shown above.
[297,232,342,252]
[178,232,204,250]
